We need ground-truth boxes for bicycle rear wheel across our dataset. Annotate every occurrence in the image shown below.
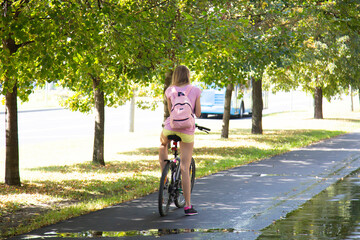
[158,161,172,216]
[175,157,196,208]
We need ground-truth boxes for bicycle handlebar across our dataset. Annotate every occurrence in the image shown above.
[195,124,211,134]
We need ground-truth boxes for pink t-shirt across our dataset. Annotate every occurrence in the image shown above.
[164,84,201,135]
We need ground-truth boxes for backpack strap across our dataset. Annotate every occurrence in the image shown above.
[169,85,193,99]
[184,85,193,96]
[169,86,178,101]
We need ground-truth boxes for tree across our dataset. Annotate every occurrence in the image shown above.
[59,1,167,165]
[1,0,75,185]
[92,76,105,165]
[221,83,233,138]
[252,77,263,134]
[149,1,235,130]
[58,1,128,166]
[229,1,296,134]
[329,2,360,109]
[187,2,250,138]
[267,1,360,119]
[185,0,292,136]
[163,70,172,122]
[5,83,19,185]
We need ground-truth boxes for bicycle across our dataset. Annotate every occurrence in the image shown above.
[158,124,211,216]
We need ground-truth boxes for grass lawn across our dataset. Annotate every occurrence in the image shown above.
[1,110,360,238]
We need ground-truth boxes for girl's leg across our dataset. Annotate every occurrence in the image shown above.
[159,131,169,171]
[179,141,194,207]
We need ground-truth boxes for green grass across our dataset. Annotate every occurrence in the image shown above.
[2,109,360,238]
[194,129,344,178]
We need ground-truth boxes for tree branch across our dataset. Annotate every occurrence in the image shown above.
[15,0,30,18]
[18,40,34,48]
[2,0,9,17]
[134,0,170,15]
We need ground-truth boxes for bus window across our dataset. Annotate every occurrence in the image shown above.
[198,83,253,118]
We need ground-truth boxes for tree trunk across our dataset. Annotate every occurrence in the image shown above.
[4,35,21,186]
[251,77,263,134]
[221,83,233,138]
[5,83,21,186]
[163,70,173,123]
[92,77,105,166]
[314,87,323,119]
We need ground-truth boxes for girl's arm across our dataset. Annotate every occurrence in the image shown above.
[195,96,201,118]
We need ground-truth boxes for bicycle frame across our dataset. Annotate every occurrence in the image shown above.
[158,125,210,216]
[171,140,179,158]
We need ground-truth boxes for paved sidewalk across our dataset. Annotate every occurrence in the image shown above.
[12,132,360,240]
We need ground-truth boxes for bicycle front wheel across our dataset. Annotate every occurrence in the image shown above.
[158,161,172,216]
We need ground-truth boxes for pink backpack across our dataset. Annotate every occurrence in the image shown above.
[169,86,195,130]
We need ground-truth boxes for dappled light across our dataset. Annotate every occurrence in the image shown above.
[27,160,159,174]
[119,147,159,157]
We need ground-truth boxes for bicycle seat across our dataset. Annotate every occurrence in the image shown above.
[167,135,182,142]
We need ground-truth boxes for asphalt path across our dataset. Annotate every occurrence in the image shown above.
[12,132,360,240]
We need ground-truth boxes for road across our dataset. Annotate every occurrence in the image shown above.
[3,88,355,147]
[0,105,166,172]
[11,132,360,239]
[0,90,315,146]
[0,102,260,171]
[0,89,354,171]
[0,105,164,146]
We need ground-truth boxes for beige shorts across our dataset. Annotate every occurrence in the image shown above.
[162,129,194,143]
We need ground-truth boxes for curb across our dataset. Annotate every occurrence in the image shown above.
[0,108,64,115]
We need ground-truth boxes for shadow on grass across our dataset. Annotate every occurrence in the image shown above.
[229,129,344,147]
[27,159,160,173]
[23,175,159,201]
[0,174,160,237]
[25,146,277,178]
[194,146,283,178]
[27,129,343,175]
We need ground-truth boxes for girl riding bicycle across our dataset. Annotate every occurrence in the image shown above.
[159,65,201,216]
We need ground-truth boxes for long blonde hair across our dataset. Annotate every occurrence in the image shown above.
[172,65,190,86]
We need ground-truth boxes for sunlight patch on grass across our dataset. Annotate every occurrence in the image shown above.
[1,193,61,205]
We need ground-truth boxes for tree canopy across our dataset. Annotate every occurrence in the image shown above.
[267,1,360,98]
[1,0,360,185]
